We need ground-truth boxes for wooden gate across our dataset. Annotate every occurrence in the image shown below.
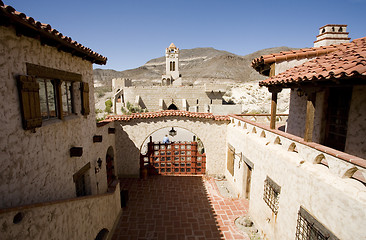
[141,141,206,175]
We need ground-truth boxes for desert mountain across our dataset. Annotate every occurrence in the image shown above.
[94,46,297,116]
[93,46,296,87]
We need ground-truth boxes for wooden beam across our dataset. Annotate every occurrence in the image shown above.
[270,92,278,129]
[304,92,316,142]
[268,86,282,130]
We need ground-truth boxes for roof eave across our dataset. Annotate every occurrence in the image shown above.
[0,4,107,65]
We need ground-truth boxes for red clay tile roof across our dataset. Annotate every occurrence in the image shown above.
[252,45,340,75]
[100,110,230,122]
[0,1,107,65]
[259,37,366,87]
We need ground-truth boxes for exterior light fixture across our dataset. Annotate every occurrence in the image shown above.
[97,158,103,168]
[95,158,103,174]
[169,127,177,137]
[297,88,305,97]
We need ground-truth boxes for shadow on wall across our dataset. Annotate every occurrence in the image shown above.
[116,125,141,177]
[113,176,223,239]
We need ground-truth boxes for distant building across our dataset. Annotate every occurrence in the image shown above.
[112,43,242,114]
[162,43,182,85]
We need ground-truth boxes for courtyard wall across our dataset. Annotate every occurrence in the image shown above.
[114,117,228,177]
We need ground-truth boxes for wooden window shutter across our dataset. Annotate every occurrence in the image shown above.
[17,75,42,130]
[81,82,90,115]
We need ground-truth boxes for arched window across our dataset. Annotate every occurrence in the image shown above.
[339,27,343,32]
[322,28,325,33]
[172,61,175,71]
[332,27,335,32]
[168,104,178,110]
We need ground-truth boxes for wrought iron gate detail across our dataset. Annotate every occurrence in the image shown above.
[141,141,206,175]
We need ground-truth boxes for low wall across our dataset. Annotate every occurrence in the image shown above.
[225,115,366,240]
[0,182,121,240]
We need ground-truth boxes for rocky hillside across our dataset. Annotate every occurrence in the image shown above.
[93,46,296,87]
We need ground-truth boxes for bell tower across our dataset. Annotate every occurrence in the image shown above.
[162,43,180,85]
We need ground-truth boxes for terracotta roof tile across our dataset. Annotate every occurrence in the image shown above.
[252,45,341,74]
[0,1,107,65]
[99,110,230,123]
[259,37,366,87]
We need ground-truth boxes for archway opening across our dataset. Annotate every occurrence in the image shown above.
[140,127,206,176]
[168,104,178,110]
[106,146,116,186]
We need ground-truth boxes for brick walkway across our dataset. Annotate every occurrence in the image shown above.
[111,176,249,240]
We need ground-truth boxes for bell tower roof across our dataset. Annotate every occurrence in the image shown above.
[168,43,177,49]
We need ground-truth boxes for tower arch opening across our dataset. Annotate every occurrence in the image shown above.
[168,104,178,110]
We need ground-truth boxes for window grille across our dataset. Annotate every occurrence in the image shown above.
[263,176,281,214]
[295,206,339,240]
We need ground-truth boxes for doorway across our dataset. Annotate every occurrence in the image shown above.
[106,146,116,186]
[323,87,352,151]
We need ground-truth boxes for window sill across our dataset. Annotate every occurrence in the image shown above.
[41,114,80,128]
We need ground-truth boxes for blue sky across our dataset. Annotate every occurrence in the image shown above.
[6,0,366,71]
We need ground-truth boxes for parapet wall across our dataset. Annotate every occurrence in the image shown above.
[115,85,225,113]
[0,182,121,240]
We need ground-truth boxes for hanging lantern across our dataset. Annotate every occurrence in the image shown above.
[169,127,177,137]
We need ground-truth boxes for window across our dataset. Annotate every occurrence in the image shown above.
[73,162,91,197]
[17,63,87,130]
[295,206,339,240]
[37,78,75,120]
[61,81,74,116]
[263,176,281,214]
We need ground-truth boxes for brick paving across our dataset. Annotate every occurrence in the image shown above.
[111,176,249,240]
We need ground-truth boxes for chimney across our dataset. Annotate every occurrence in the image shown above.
[314,24,350,47]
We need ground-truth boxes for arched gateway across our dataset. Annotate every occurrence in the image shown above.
[103,111,229,178]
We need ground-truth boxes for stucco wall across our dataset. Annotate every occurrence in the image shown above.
[345,85,366,159]
[115,118,228,177]
[286,90,307,138]
[0,183,121,240]
[0,26,112,208]
[226,118,366,240]
[275,58,315,75]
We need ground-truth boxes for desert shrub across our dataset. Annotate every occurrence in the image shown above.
[95,108,103,114]
[105,99,113,113]
[121,101,146,115]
